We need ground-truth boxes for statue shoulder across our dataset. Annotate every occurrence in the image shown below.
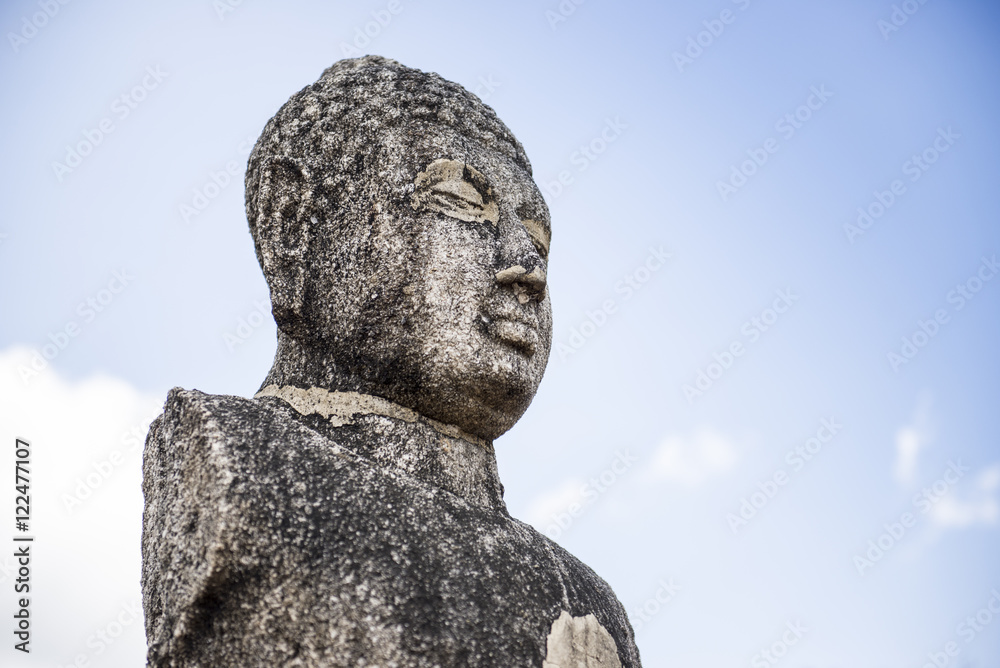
[145,387,295,444]
[140,387,358,664]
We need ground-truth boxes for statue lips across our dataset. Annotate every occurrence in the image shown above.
[483,302,539,357]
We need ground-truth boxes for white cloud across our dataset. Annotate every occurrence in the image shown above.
[893,392,932,484]
[0,346,164,667]
[930,464,1000,528]
[519,447,642,539]
[648,428,737,486]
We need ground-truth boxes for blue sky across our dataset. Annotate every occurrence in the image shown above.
[1,0,999,666]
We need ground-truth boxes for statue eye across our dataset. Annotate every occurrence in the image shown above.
[429,179,488,209]
[531,238,548,260]
[521,219,550,260]
[412,159,498,226]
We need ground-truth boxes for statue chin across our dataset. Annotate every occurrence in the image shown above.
[413,321,551,441]
[382,354,542,442]
[424,383,534,442]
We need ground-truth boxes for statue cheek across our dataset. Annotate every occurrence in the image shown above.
[536,308,554,375]
[538,297,554,337]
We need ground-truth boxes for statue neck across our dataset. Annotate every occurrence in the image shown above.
[255,379,507,514]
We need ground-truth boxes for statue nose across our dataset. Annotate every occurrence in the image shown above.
[495,264,547,304]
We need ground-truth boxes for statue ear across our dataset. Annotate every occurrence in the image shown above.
[254,157,313,337]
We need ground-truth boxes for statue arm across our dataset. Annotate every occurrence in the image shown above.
[141,388,238,667]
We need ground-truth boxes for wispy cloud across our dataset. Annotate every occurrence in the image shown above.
[522,479,586,529]
[930,464,1000,528]
[893,392,932,484]
[648,429,737,486]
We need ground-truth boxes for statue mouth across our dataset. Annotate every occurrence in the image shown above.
[491,318,538,356]
[481,306,539,357]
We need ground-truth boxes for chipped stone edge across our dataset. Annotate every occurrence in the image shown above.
[255,384,492,450]
[542,610,623,668]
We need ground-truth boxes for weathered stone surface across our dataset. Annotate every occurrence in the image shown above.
[143,388,640,666]
[142,55,641,667]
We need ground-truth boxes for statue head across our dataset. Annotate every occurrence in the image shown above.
[245,56,552,442]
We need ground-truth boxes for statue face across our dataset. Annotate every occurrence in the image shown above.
[248,58,555,441]
[397,138,553,440]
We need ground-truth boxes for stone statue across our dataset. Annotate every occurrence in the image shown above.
[142,56,642,667]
